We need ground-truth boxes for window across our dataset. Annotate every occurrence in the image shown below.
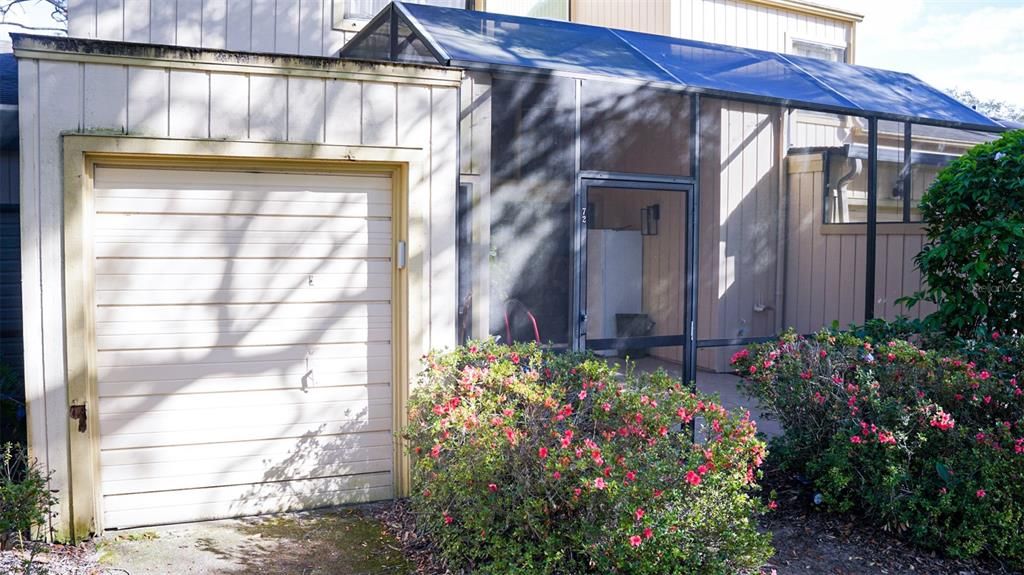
[481,0,569,20]
[335,0,466,29]
[790,37,847,63]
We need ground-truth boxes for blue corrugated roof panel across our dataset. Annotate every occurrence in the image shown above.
[782,53,997,127]
[400,3,676,83]
[616,29,858,111]
[373,2,1003,130]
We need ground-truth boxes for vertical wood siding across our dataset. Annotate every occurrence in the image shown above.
[573,0,672,35]
[673,0,851,54]
[70,0,349,57]
[783,153,933,335]
[19,55,457,537]
[697,98,780,372]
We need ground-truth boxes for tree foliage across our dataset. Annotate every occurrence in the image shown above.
[0,0,66,33]
[903,130,1024,336]
[947,88,1024,123]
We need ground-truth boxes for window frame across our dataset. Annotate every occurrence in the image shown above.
[787,34,849,64]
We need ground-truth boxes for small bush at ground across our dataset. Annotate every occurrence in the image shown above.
[405,341,772,575]
[1,442,55,549]
[733,330,1024,565]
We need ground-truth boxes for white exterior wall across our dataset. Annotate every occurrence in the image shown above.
[17,42,458,538]
[67,0,354,56]
[672,0,852,56]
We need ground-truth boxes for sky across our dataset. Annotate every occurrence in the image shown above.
[1,0,1023,107]
[824,0,1024,107]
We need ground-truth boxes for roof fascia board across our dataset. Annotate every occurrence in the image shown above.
[12,33,462,86]
[742,0,864,23]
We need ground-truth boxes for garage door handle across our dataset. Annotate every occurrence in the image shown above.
[397,241,407,270]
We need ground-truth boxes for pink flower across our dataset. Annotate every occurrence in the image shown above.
[643,527,653,539]
[444,514,453,525]
[578,390,587,400]
[510,352,520,364]
[983,395,992,405]
[594,477,607,490]
[977,489,987,499]
[634,508,645,521]
[553,471,561,480]
[488,483,498,492]
[850,435,863,444]
[573,487,582,497]
[768,500,778,510]
[602,402,611,412]
[431,444,442,458]
[685,470,702,486]
[538,447,548,459]
[625,470,637,482]
[629,535,642,547]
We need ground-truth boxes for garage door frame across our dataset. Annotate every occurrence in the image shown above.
[62,135,425,538]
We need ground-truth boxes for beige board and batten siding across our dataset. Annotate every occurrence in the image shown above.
[572,0,672,35]
[783,153,934,336]
[697,98,781,372]
[67,0,354,57]
[93,167,394,528]
[16,35,460,539]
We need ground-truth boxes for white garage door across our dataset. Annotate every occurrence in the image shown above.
[92,167,395,529]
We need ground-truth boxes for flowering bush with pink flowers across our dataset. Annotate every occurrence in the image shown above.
[405,341,772,575]
[734,329,1024,565]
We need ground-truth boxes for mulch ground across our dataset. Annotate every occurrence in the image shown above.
[376,494,1021,575]
[4,495,1020,575]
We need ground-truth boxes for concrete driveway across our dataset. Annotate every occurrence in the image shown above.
[97,503,414,575]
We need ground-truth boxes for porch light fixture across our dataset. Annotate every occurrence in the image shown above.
[641,204,660,236]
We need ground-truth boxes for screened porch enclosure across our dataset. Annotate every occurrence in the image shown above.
[343,2,1007,382]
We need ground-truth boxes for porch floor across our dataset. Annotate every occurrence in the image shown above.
[618,356,782,438]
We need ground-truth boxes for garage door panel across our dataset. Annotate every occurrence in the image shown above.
[94,167,395,528]
[99,383,392,414]
[102,473,394,528]
[94,241,392,260]
[95,213,392,235]
[97,326,393,351]
[95,286,392,306]
[100,416,393,451]
[95,229,392,248]
[95,196,392,219]
[96,273,392,293]
[97,258,392,278]
[98,370,392,397]
[101,448,394,495]
[101,431,394,467]
[97,341,391,368]
[99,396,392,434]
[95,312,390,336]
[96,301,391,323]
[98,355,392,385]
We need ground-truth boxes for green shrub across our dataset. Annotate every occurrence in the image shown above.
[734,330,1024,565]
[1,442,55,549]
[405,341,772,575]
[904,129,1024,337]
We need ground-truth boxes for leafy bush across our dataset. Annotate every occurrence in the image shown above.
[734,330,1024,564]
[1,442,55,549]
[406,341,772,575]
[904,129,1024,337]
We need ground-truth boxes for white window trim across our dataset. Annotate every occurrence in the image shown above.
[785,33,850,64]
